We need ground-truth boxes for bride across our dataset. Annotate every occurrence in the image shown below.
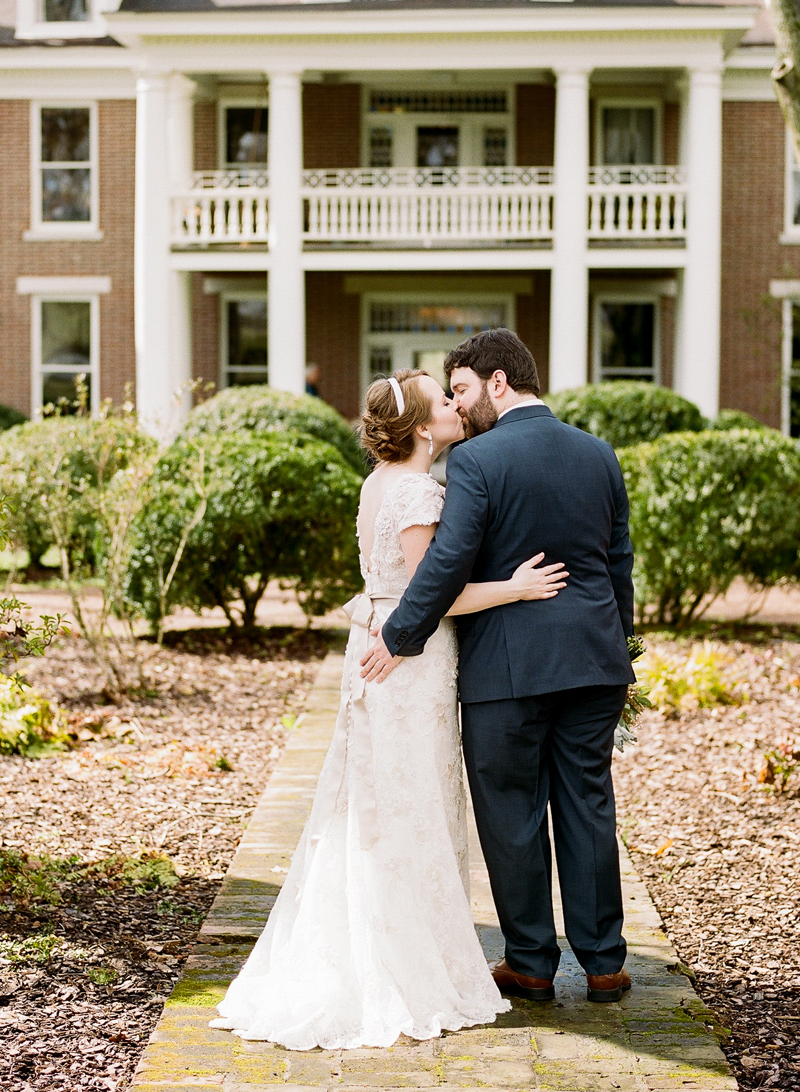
[210,369,568,1051]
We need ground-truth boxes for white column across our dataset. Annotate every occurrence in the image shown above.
[135,71,195,436]
[549,68,589,392]
[267,70,305,395]
[676,66,723,419]
[168,75,195,426]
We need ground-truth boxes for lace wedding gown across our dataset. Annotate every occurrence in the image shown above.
[210,472,509,1050]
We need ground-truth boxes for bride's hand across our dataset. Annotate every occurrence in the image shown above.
[509,553,568,601]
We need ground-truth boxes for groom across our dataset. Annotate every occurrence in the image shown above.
[361,328,636,1003]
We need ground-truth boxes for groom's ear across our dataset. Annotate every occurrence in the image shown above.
[490,370,509,399]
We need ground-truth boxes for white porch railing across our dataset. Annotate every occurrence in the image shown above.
[172,170,270,245]
[587,166,687,240]
[302,167,555,244]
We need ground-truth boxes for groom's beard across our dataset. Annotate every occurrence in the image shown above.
[461,384,499,438]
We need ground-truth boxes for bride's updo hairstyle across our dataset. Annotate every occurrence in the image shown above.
[361,369,433,464]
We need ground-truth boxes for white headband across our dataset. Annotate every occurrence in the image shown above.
[387,376,405,416]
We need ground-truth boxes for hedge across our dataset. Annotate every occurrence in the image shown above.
[0,405,27,432]
[125,430,363,632]
[620,428,800,626]
[183,386,366,475]
[546,381,706,449]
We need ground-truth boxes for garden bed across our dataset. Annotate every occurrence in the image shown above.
[614,624,800,1092]
[0,626,330,1092]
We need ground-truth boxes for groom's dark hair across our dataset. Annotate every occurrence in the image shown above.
[444,328,540,396]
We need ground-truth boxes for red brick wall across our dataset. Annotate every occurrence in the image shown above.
[515,84,555,167]
[516,271,550,392]
[191,274,220,392]
[720,100,797,426]
[0,99,136,416]
[306,272,361,418]
[194,102,217,171]
[303,84,361,169]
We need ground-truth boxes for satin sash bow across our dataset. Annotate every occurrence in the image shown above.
[308,591,399,851]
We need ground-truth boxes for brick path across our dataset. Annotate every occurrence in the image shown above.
[129,650,738,1092]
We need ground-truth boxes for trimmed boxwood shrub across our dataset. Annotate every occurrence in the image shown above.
[620,429,800,626]
[546,381,706,449]
[183,386,366,476]
[0,405,27,432]
[125,430,363,632]
[712,408,769,432]
[0,415,156,572]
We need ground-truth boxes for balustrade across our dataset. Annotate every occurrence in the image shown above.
[587,166,687,240]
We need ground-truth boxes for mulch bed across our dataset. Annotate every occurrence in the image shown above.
[0,626,330,1092]
[613,624,800,1092]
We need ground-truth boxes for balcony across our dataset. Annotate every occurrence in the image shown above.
[170,166,687,250]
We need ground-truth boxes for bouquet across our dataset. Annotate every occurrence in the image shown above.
[614,635,651,753]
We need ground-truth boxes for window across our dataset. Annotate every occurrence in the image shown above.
[417,127,459,168]
[593,296,659,383]
[597,103,660,166]
[222,105,268,168]
[783,301,800,438]
[363,297,512,392]
[483,128,507,167]
[369,127,393,169]
[30,104,98,238]
[43,0,88,19]
[15,0,102,37]
[222,295,268,388]
[33,297,99,416]
[784,131,800,240]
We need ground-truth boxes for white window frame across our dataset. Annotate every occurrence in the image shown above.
[594,98,663,167]
[592,291,662,384]
[361,85,515,170]
[15,0,107,41]
[217,96,270,170]
[782,129,800,243]
[219,290,269,390]
[31,292,100,420]
[781,298,800,436]
[360,291,516,395]
[27,100,101,241]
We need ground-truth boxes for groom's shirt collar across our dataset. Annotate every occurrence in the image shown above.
[497,398,544,421]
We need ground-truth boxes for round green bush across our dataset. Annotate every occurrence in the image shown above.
[0,405,27,432]
[620,428,800,626]
[711,408,769,432]
[183,386,366,476]
[546,382,706,449]
[0,414,155,572]
[125,430,363,631]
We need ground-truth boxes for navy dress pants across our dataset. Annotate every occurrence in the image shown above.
[461,683,629,980]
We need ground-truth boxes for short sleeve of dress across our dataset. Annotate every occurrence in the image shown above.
[392,474,445,535]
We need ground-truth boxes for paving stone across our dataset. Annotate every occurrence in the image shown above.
[130,650,737,1092]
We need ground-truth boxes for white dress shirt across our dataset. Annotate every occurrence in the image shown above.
[497,397,545,421]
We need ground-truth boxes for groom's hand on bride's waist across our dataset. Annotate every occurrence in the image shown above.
[360,627,402,683]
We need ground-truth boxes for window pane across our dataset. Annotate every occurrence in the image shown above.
[42,372,92,413]
[599,302,655,375]
[793,164,800,227]
[602,108,655,166]
[41,168,91,222]
[483,128,507,167]
[41,108,90,162]
[44,0,88,20]
[369,127,393,169]
[227,299,267,383]
[791,304,800,438]
[417,128,459,168]
[412,350,449,391]
[369,346,392,379]
[370,303,505,335]
[41,301,91,369]
[226,108,268,166]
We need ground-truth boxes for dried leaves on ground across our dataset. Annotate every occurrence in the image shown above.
[0,626,330,1092]
[614,624,800,1092]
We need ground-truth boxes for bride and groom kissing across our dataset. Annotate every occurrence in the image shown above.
[210,327,637,1050]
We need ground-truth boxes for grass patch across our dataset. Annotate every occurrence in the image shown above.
[0,848,181,908]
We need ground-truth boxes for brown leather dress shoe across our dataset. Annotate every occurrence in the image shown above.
[586,967,632,1003]
[490,958,555,1002]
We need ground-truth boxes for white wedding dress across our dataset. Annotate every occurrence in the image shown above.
[210,472,509,1050]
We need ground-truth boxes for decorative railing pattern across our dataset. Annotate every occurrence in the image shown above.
[169,166,688,247]
[302,167,554,244]
[587,166,687,240]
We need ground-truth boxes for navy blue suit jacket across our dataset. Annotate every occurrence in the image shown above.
[382,405,636,703]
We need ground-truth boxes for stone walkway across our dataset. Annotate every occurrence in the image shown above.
[130,650,738,1092]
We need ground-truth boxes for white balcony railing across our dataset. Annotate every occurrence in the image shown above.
[302,167,555,244]
[169,166,688,247]
[587,166,687,240]
[172,170,270,246]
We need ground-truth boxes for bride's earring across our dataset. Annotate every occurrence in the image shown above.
[426,432,434,457]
